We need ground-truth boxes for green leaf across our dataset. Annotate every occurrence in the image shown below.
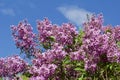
[21,75,29,80]
[76,62,82,66]
[75,67,81,71]
[78,74,84,80]
[49,36,55,41]
[105,29,112,33]
[74,30,84,46]
[117,41,120,47]
[63,56,70,65]
[0,77,2,80]
[110,65,113,70]
[64,59,70,64]
[23,71,32,77]
[74,67,85,72]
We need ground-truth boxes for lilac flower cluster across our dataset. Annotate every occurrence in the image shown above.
[37,18,78,46]
[29,64,57,80]
[0,55,28,78]
[70,48,85,61]
[113,25,120,41]
[29,43,67,79]
[11,20,36,55]
[74,14,120,72]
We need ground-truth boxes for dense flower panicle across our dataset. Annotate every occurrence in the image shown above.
[29,43,67,79]
[90,14,103,29]
[102,25,120,42]
[106,34,120,63]
[35,64,56,76]
[107,45,120,63]
[43,43,67,61]
[81,14,120,72]
[0,55,28,78]
[32,43,67,65]
[84,58,97,72]
[114,25,120,41]
[32,54,47,68]
[37,18,53,43]
[102,26,120,63]
[37,18,78,46]
[55,23,78,45]
[84,14,103,33]
[70,48,85,61]
[29,64,57,80]
[11,20,36,54]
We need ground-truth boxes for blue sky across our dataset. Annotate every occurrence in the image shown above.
[0,0,120,57]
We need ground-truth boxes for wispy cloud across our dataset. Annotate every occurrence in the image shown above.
[0,8,15,16]
[58,6,93,26]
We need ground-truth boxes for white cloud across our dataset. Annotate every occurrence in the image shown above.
[58,6,93,26]
[0,8,15,16]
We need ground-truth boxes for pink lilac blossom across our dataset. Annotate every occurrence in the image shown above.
[114,25,120,41]
[70,48,85,61]
[37,18,78,46]
[29,64,57,80]
[80,14,120,72]
[11,20,36,56]
[0,55,28,79]
[29,43,67,79]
